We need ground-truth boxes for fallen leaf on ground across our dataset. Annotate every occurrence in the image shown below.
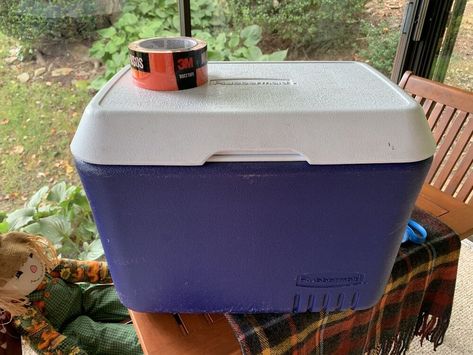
[34,67,46,77]
[5,56,17,64]
[12,145,25,154]
[17,72,30,83]
[65,162,74,175]
[51,67,73,77]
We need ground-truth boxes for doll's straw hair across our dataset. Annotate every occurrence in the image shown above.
[24,235,59,272]
[0,290,30,317]
[0,233,59,316]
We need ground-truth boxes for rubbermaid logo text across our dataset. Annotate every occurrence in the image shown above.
[210,79,295,86]
[297,273,365,288]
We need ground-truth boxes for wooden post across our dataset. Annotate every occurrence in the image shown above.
[431,0,468,82]
[178,0,192,37]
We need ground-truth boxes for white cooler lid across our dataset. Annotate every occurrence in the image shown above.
[71,62,435,166]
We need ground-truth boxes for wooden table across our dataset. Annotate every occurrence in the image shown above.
[415,184,473,239]
[129,312,240,354]
[130,185,473,355]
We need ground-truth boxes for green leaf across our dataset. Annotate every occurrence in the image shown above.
[48,182,67,203]
[139,26,157,38]
[139,2,154,14]
[267,49,288,61]
[155,9,168,19]
[160,30,179,37]
[234,47,249,58]
[97,27,116,38]
[112,36,126,46]
[89,44,105,59]
[0,221,9,233]
[172,15,180,31]
[207,50,224,61]
[22,215,72,245]
[121,13,138,25]
[89,77,107,91]
[216,33,226,47]
[247,46,263,60]
[84,239,104,260]
[228,35,240,49]
[27,186,49,208]
[59,239,78,258]
[210,18,224,27]
[82,220,98,235]
[104,41,118,54]
[6,208,35,231]
[241,25,262,46]
[124,25,136,33]
[112,52,126,67]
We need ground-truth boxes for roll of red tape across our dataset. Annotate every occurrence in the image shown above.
[128,37,208,91]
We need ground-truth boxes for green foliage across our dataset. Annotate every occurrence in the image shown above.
[227,0,367,51]
[194,26,287,61]
[89,0,286,90]
[0,0,97,48]
[358,20,400,76]
[1,182,103,261]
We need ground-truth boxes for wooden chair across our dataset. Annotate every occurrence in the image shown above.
[400,71,473,239]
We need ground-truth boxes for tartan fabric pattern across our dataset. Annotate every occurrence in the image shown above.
[226,208,461,355]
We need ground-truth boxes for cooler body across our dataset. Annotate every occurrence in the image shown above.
[76,158,431,312]
[71,61,436,312]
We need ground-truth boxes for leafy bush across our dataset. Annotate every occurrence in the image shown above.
[227,0,367,52]
[89,0,287,90]
[0,0,97,48]
[0,182,103,261]
[358,20,400,76]
[193,26,287,61]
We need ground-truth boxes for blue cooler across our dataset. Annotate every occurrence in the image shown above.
[71,62,435,313]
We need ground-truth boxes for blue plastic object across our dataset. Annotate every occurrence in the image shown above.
[75,158,432,313]
[402,219,427,244]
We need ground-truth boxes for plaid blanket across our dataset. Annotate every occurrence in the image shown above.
[226,208,461,355]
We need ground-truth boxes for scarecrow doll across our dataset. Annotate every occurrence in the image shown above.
[0,232,143,354]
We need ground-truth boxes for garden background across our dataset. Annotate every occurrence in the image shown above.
[0,0,471,259]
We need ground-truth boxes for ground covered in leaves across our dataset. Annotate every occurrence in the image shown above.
[0,35,92,211]
[444,0,473,91]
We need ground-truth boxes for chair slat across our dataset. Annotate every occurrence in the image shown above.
[455,173,473,203]
[432,106,456,144]
[444,146,473,197]
[431,111,469,187]
[427,103,446,130]
[422,99,435,117]
[429,116,473,188]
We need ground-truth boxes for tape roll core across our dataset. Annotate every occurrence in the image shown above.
[129,36,208,91]
[139,38,198,50]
